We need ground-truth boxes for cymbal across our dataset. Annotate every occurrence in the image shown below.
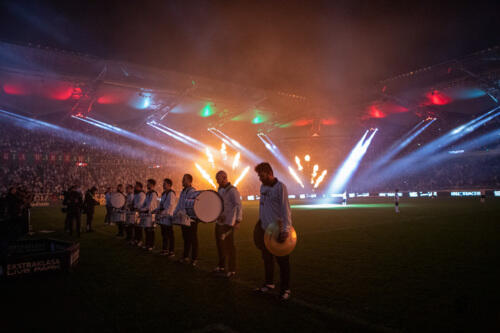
[264,222,297,256]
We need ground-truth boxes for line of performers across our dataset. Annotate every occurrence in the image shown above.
[105,162,293,300]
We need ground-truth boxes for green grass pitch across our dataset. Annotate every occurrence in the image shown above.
[2,197,500,332]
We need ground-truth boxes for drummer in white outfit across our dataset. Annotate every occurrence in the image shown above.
[213,170,242,278]
[156,178,176,256]
[133,182,146,246]
[173,174,198,265]
[140,179,159,251]
[114,184,127,237]
[124,184,135,243]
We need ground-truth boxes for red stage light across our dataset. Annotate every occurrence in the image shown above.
[425,90,451,105]
[97,95,118,104]
[3,83,28,95]
[293,119,313,126]
[320,118,338,125]
[46,84,74,100]
[368,105,386,118]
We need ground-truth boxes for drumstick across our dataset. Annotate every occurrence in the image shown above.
[220,229,233,240]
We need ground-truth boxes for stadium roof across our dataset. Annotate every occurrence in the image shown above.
[0,41,499,138]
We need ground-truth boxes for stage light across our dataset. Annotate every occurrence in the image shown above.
[143,96,150,109]
[200,103,215,117]
[304,154,311,162]
[0,109,158,161]
[195,163,217,189]
[327,129,378,194]
[152,121,205,150]
[365,107,500,188]
[234,166,250,187]
[72,115,189,157]
[147,122,191,146]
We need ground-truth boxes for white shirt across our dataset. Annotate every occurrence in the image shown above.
[141,190,159,213]
[133,191,146,211]
[125,193,134,210]
[159,190,176,216]
[217,183,242,226]
[258,179,292,232]
[173,186,196,216]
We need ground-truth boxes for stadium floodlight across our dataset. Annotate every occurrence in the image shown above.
[327,129,378,194]
[71,114,191,158]
[0,109,163,161]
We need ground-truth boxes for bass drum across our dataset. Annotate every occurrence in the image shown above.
[185,190,223,223]
[110,192,126,209]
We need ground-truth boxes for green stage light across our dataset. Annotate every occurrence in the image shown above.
[201,104,214,117]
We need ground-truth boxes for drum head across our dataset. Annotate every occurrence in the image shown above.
[110,192,125,208]
[193,190,223,223]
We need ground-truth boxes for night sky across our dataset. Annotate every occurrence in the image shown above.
[1,0,499,95]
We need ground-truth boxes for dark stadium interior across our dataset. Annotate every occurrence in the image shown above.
[0,1,500,332]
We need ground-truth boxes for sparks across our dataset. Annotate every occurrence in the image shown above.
[234,166,250,187]
[232,152,241,170]
[311,164,319,184]
[220,143,227,161]
[288,166,305,188]
[205,147,215,168]
[295,156,303,171]
[195,163,217,189]
[314,170,327,188]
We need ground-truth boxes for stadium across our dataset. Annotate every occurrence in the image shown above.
[0,2,499,332]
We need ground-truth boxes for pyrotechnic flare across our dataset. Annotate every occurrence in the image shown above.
[221,143,228,160]
[288,166,305,188]
[295,156,303,171]
[311,164,319,184]
[314,170,327,188]
[205,147,215,168]
[234,166,250,186]
[232,152,241,170]
[304,154,311,162]
[195,163,217,189]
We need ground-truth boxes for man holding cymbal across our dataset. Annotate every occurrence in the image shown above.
[253,162,292,301]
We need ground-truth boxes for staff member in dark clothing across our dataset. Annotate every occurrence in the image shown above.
[84,186,99,232]
[64,185,83,237]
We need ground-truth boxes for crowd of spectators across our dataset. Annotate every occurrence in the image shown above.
[1,121,499,201]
